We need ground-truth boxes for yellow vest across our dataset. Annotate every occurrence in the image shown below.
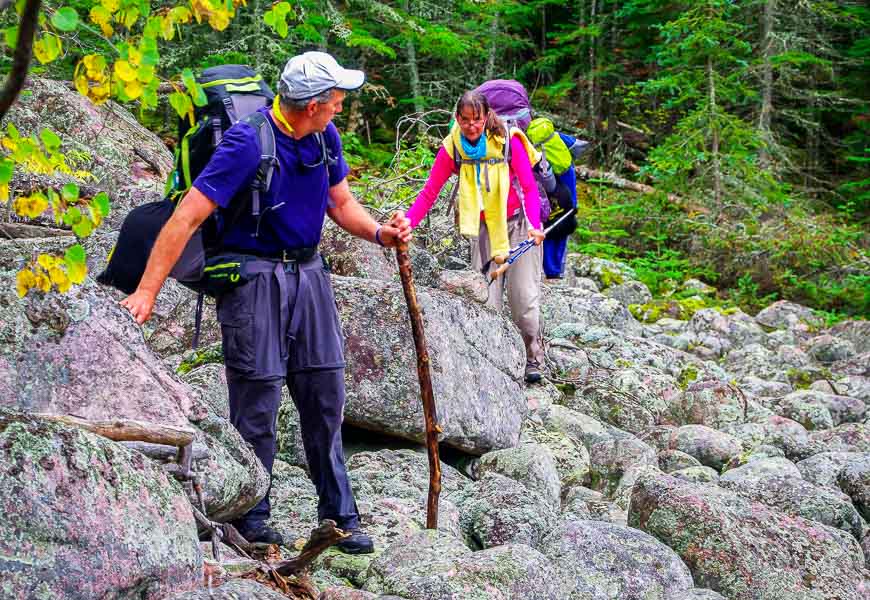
[442,124,540,258]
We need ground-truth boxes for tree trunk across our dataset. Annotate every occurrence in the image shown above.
[758,0,775,168]
[588,0,598,141]
[403,0,424,126]
[0,0,42,122]
[485,11,499,80]
[708,57,722,206]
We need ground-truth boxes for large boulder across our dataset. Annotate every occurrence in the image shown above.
[334,276,527,454]
[474,444,562,510]
[686,308,766,359]
[0,410,202,599]
[839,455,870,522]
[0,280,268,522]
[450,472,558,550]
[539,519,694,600]
[797,451,866,489]
[719,474,866,540]
[754,300,823,332]
[629,471,870,600]
[541,286,644,337]
[669,425,745,471]
[363,529,566,599]
[828,320,870,355]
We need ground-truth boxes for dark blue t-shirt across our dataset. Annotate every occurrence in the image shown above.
[193,107,350,254]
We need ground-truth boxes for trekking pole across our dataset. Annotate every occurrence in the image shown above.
[395,241,442,529]
[489,207,577,283]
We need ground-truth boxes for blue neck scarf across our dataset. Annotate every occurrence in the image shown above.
[460,132,487,186]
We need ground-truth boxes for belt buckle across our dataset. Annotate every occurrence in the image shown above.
[280,249,293,263]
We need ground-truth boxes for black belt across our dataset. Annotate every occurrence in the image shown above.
[226,247,317,263]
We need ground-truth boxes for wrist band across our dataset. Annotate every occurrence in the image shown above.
[375,225,385,247]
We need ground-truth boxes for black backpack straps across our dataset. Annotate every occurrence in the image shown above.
[239,111,277,219]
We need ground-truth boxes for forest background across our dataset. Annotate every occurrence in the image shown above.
[1,0,868,322]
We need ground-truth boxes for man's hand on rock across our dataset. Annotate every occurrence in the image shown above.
[120,289,157,325]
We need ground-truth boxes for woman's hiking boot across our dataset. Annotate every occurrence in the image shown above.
[524,360,543,384]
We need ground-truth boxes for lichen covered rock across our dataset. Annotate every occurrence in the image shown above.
[540,519,694,600]
[629,471,870,600]
[0,410,201,599]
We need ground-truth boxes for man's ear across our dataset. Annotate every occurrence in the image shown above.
[306,99,319,116]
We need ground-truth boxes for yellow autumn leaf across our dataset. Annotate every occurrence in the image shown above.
[34,269,51,293]
[13,193,48,219]
[37,254,60,271]
[124,79,143,100]
[161,15,175,40]
[16,269,36,297]
[48,265,71,293]
[127,46,142,66]
[33,34,62,65]
[209,9,231,31]
[0,183,8,203]
[90,80,111,104]
[114,60,137,82]
[190,0,214,23]
[101,0,119,13]
[67,260,87,284]
[83,54,106,76]
[74,71,89,96]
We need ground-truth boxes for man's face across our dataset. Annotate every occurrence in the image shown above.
[308,89,346,132]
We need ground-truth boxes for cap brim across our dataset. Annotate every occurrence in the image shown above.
[334,69,365,92]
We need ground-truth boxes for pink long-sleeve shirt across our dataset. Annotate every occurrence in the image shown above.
[406,136,542,230]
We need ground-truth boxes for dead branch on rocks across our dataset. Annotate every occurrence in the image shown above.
[271,520,348,576]
[36,414,196,446]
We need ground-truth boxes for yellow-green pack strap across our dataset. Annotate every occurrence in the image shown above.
[225,82,263,93]
[203,261,241,272]
[180,121,200,191]
[200,75,262,89]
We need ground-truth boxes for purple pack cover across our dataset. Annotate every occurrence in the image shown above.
[475,79,532,130]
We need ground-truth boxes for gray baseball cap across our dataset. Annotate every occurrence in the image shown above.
[278,51,365,100]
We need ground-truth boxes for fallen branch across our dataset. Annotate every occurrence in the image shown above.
[575,166,705,213]
[271,520,347,576]
[35,414,196,447]
[121,441,209,462]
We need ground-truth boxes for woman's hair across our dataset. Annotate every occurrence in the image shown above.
[455,91,504,138]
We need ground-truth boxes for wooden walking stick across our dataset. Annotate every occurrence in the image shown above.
[395,241,442,529]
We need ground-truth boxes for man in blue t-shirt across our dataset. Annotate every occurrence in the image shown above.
[121,52,412,554]
[543,132,588,280]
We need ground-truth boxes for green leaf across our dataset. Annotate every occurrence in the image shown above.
[92,191,110,217]
[39,128,61,153]
[51,7,79,32]
[169,91,192,119]
[190,82,207,107]
[62,206,82,226]
[64,243,86,265]
[0,159,13,184]
[3,26,18,48]
[181,68,197,91]
[72,218,93,238]
[61,183,79,203]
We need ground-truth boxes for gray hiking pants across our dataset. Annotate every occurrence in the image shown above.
[218,254,359,530]
[471,214,545,366]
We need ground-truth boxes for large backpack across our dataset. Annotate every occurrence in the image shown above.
[467,80,556,224]
[98,65,277,297]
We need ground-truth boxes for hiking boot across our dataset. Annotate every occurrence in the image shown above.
[336,529,375,555]
[524,361,543,384]
[234,521,284,546]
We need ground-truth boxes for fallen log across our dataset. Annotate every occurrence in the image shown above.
[121,441,209,462]
[35,414,196,447]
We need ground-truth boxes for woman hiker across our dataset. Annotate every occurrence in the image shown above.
[390,90,547,383]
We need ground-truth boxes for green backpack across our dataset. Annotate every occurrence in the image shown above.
[527,117,572,176]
